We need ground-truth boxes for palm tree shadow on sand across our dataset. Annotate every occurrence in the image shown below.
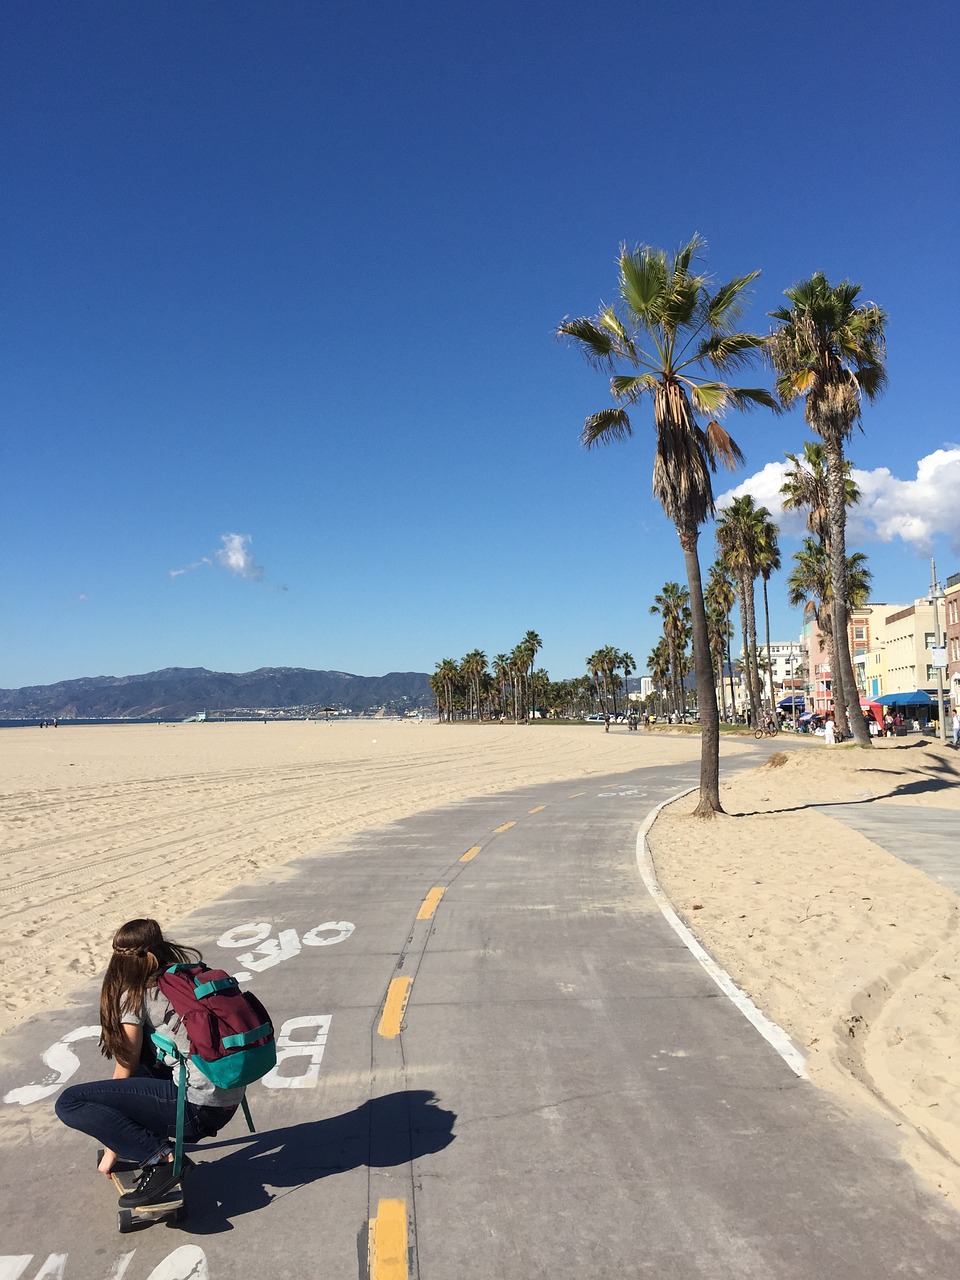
[180,1089,455,1234]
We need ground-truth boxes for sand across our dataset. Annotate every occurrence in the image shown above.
[4,720,959,1201]
[648,736,960,1202]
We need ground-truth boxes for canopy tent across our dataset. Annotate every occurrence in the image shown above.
[798,712,817,723]
[778,695,805,709]
[874,691,933,707]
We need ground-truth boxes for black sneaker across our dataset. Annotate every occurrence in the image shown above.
[118,1154,194,1208]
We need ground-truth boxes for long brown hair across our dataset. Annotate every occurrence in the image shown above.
[99,919,201,1067]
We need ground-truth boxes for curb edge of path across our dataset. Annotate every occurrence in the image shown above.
[637,789,808,1080]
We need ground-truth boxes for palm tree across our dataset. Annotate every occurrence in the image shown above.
[650,583,690,719]
[769,273,886,746]
[521,630,543,720]
[788,539,872,720]
[705,561,736,720]
[755,510,781,717]
[560,235,776,814]
[433,658,460,721]
[781,442,860,545]
[490,654,509,720]
[620,651,636,714]
[647,639,671,718]
[560,239,778,808]
[716,495,768,728]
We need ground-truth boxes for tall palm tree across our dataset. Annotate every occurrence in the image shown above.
[716,496,768,727]
[788,541,872,716]
[755,510,781,716]
[620,651,636,713]
[647,639,671,719]
[769,273,886,746]
[650,582,690,719]
[521,630,543,721]
[705,561,736,721]
[492,653,510,720]
[560,235,776,813]
[781,442,860,544]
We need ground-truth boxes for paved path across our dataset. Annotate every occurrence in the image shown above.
[2,757,959,1279]
[815,800,960,894]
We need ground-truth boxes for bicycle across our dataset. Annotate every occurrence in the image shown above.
[754,721,779,739]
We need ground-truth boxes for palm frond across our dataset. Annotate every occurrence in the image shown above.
[725,386,780,412]
[557,316,615,367]
[694,331,768,373]
[581,407,632,449]
[611,372,657,403]
[703,420,745,471]
[689,381,729,414]
[705,272,761,332]
[619,246,667,321]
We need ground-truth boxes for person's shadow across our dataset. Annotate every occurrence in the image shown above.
[180,1089,456,1234]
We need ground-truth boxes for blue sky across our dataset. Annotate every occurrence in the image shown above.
[3,1,959,688]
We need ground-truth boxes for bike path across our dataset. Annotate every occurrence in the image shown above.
[2,758,959,1279]
[813,800,960,895]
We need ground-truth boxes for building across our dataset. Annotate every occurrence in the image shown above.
[802,602,907,715]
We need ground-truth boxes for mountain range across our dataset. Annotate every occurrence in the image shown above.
[0,667,434,720]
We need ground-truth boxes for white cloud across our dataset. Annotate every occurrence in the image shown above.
[170,533,264,582]
[716,447,960,554]
[214,533,264,581]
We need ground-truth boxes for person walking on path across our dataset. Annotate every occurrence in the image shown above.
[952,708,960,748]
[823,717,836,746]
[55,919,244,1208]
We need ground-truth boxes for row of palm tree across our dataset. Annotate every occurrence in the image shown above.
[431,638,639,722]
[560,236,886,813]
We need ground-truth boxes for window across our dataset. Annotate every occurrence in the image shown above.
[924,632,937,649]
[854,626,865,640]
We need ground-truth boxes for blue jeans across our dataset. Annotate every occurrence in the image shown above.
[56,1069,236,1166]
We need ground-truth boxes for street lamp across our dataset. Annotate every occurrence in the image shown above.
[928,559,947,742]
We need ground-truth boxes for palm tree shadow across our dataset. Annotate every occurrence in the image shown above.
[180,1089,455,1235]
[733,774,957,817]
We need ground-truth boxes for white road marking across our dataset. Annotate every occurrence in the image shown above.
[636,792,807,1079]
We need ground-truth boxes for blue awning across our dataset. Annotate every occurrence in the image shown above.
[778,695,805,708]
[874,691,933,707]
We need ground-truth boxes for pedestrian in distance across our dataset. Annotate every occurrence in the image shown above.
[952,708,960,749]
[55,919,246,1209]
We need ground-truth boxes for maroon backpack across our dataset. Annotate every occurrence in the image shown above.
[154,963,276,1089]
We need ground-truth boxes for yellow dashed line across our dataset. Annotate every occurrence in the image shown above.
[460,845,481,862]
[417,886,445,920]
[568,791,586,798]
[369,1198,407,1279]
[493,821,516,833]
[528,805,546,814]
[378,976,412,1039]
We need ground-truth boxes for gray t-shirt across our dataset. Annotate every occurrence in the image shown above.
[122,987,245,1108]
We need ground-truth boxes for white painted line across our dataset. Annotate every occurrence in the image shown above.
[636,790,807,1080]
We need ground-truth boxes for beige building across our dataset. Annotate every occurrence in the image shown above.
[882,599,947,696]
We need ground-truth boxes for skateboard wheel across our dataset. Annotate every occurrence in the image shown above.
[118,1208,135,1234]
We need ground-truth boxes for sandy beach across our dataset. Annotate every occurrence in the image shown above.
[648,736,960,1202]
[3,720,958,1202]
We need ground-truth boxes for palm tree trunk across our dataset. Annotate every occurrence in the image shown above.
[736,578,757,727]
[679,524,723,815]
[743,577,763,722]
[726,634,736,721]
[763,579,776,716]
[824,437,869,744]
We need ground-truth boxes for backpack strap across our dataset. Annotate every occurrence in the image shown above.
[240,1095,256,1134]
[150,1031,187,1179]
[193,976,238,999]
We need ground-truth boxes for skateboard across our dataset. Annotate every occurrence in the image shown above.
[96,1149,187,1233]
